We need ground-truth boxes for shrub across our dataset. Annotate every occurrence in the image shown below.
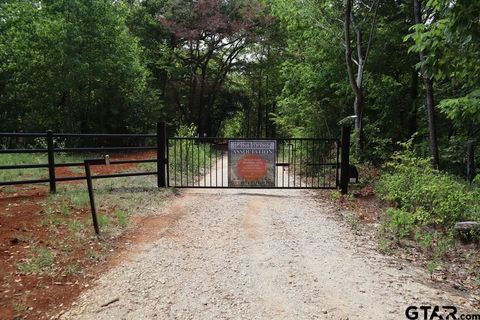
[385,208,415,239]
[376,138,479,230]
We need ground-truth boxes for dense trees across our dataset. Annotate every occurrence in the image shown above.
[0,0,478,172]
[0,0,157,133]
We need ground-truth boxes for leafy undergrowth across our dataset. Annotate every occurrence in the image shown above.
[0,174,172,319]
[328,151,480,305]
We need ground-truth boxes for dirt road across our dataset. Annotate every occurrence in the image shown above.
[60,186,473,320]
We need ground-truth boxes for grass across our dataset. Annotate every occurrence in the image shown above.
[0,153,87,182]
[115,209,128,227]
[66,219,84,233]
[12,300,28,315]
[426,259,439,280]
[59,203,71,215]
[17,247,55,275]
[69,190,90,207]
[0,154,47,181]
[97,214,110,228]
[85,249,105,262]
[62,262,82,276]
[2,152,174,319]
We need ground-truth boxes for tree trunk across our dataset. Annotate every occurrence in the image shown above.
[344,0,364,154]
[353,92,364,151]
[413,0,440,168]
[408,69,418,138]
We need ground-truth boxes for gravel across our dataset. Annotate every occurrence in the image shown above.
[60,185,472,319]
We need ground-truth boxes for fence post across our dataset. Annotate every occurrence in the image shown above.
[467,140,476,183]
[157,122,167,187]
[46,130,56,193]
[340,125,351,194]
[84,160,100,236]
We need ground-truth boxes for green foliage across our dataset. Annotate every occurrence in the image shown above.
[385,208,416,239]
[426,259,439,280]
[219,111,245,137]
[407,1,480,140]
[377,139,480,229]
[437,90,480,135]
[169,123,213,182]
[114,209,128,228]
[17,247,55,275]
[62,262,82,276]
[66,219,84,233]
[0,154,47,181]
[0,0,159,133]
[70,191,90,208]
[175,124,198,138]
[97,214,110,228]
[59,203,71,216]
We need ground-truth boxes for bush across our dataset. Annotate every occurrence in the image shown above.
[385,208,416,239]
[376,139,480,230]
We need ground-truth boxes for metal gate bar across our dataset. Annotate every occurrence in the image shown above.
[167,137,339,189]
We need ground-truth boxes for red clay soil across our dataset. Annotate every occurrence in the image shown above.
[0,186,109,319]
[0,151,157,319]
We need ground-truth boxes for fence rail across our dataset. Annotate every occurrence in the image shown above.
[0,131,159,191]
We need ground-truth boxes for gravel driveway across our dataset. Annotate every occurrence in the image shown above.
[59,183,473,320]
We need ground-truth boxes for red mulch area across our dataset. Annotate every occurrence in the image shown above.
[0,151,157,319]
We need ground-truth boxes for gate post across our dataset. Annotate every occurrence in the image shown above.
[46,130,56,193]
[340,125,351,194]
[157,122,167,187]
[467,140,476,183]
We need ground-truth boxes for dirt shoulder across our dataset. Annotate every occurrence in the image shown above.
[0,151,169,320]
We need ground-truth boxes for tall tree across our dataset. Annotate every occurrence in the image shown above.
[412,0,440,168]
[344,0,380,154]
[409,0,480,141]
[157,0,268,135]
[0,0,154,133]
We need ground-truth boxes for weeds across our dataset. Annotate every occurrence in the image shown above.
[330,190,341,201]
[60,203,71,215]
[12,300,28,315]
[377,138,479,229]
[17,247,55,275]
[66,219,83,233]
[376,138,479,283]
[426,259,439,280]
[85,249,104,262]
[97,214,110,228]
[70,191,90,208]
[0,153,84,182]
[115,209,128,227]
[346,214,361,234]
[62,262,82,276]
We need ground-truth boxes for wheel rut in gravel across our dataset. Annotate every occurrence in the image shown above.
[60,187,474,320]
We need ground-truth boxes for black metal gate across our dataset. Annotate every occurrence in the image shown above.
[0,123,351,192]
[166,137,340,189]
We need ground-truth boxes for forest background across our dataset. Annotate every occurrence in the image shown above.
[1,0,479,173]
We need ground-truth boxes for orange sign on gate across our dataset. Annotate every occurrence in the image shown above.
[236,154,268,181]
